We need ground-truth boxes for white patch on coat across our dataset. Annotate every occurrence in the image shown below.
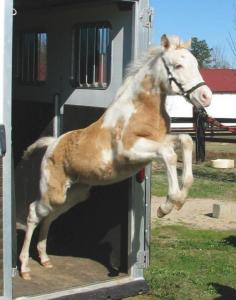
[40,159,50,195]
[36,201,52,218]
[102,78,137,129]
[102,58,158,130]
[102,149,113,164]
[39,138,59,195]
[121,138,160,162]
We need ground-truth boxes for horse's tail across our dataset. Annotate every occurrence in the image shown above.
[23,136,56,160]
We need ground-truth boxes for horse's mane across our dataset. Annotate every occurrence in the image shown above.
[125,46,163,78]
[112,46,163,102]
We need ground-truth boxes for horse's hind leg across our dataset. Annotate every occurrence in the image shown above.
[37,183,90,269]
[19,200,51,280]
[37,207,70,268]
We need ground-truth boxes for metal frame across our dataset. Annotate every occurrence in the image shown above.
[0,1,13,299]
[128,0,151,280]
[70,21,111,89]
[1,0,151,298]
[14,277,143,300]
[13,2,133,108]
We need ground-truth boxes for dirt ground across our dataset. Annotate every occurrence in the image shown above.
[151,196,236,231]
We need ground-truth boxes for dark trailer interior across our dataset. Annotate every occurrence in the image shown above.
[10,0,151,298]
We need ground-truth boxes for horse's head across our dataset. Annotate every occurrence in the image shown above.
[159,34,212,108]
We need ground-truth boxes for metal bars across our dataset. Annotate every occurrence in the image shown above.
[16,32,47,84]
[71,23,111,89]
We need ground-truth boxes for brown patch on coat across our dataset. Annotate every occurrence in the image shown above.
[42,117,116,205]
[122,77,170,150]
[141,75,155,92]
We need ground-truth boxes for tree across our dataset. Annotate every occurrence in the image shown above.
[191,37,212,68]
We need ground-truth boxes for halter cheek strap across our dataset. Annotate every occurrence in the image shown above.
[161,57,206,103]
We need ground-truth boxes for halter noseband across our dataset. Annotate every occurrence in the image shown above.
[161,57,206,103]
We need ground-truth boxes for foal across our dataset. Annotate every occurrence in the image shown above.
[19,35,212,279]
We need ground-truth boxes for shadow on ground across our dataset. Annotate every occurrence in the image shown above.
[223,235,236,247]
[210,283,236,300]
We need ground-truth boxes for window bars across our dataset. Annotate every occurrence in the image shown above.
[71,23,111,89]
[15,32,47,84]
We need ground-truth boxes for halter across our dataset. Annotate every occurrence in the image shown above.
[161,57,206,104]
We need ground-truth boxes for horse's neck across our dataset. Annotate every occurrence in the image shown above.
[102,68,166,128]
[104,62,164,122]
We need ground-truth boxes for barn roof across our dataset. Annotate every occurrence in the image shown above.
[200,69,236,93]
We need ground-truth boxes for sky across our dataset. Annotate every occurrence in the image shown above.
[150,0,236,66]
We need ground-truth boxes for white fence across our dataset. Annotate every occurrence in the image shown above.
[166,94,236,127]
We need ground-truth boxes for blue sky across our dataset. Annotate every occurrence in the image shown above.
[150,0,236,66]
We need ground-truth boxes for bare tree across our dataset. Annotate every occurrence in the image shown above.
[211,46,230,68]
[228,32,236,58]
[228,4,236,60]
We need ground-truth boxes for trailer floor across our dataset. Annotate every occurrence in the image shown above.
[13,255,127,298]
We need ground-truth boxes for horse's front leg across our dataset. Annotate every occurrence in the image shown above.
[156,134,194,216]
[120,136,181,217]
[156,138,182,217]
[175,134,194,210]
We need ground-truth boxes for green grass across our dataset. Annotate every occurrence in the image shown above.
[128,145,236,300]
[151,165,236,200]
[206,142,236,155]
[145,225,236,300]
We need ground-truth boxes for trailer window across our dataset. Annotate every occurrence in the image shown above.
[71,23,111,89]
[15,32,47,84]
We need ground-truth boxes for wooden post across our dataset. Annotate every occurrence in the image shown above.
[193,107,206,163]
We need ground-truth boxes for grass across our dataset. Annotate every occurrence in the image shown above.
[206,142,236,156]
[128,143,236,300]
[129,225,236,300]
[151,163,236,201]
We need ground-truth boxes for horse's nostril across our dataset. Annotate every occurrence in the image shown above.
[201,91,212,107]
[202,92,208,100]
[201,90,211,102]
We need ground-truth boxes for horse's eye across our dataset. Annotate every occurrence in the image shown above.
[175,64,183,70]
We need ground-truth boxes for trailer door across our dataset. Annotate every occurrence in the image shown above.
[0,1,13,299]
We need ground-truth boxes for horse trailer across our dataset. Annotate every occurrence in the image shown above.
[0,0,153,299]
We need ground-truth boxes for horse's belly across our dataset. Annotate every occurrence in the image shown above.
[77,160,145,185]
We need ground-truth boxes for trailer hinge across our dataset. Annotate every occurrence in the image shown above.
[0,125,6,157]
[139,8,154,28]
[137,250,149,269]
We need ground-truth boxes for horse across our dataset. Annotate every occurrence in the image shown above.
[19,34,212,280]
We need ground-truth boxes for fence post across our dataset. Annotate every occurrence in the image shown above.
[193,108,206,163]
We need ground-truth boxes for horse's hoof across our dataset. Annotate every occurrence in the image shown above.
[157,207,165,218]
[21,272,31,280]
[41,260,53,268]
[175,202,184,210]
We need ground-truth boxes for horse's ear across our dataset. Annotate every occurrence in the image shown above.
[161,34,170,49]
[182,39,192,49]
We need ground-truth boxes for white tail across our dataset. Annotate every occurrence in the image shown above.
[23,136,56,160]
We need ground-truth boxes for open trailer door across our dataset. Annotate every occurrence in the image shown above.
[9,0,152,299]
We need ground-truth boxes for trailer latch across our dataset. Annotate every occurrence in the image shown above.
[136,168,145,183]
[0,125,6,157]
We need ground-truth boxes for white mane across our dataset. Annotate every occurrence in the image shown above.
[125,46,163,78]
[112,47,163,102]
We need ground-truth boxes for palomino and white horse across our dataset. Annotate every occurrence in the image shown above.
[19,35,212,280]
